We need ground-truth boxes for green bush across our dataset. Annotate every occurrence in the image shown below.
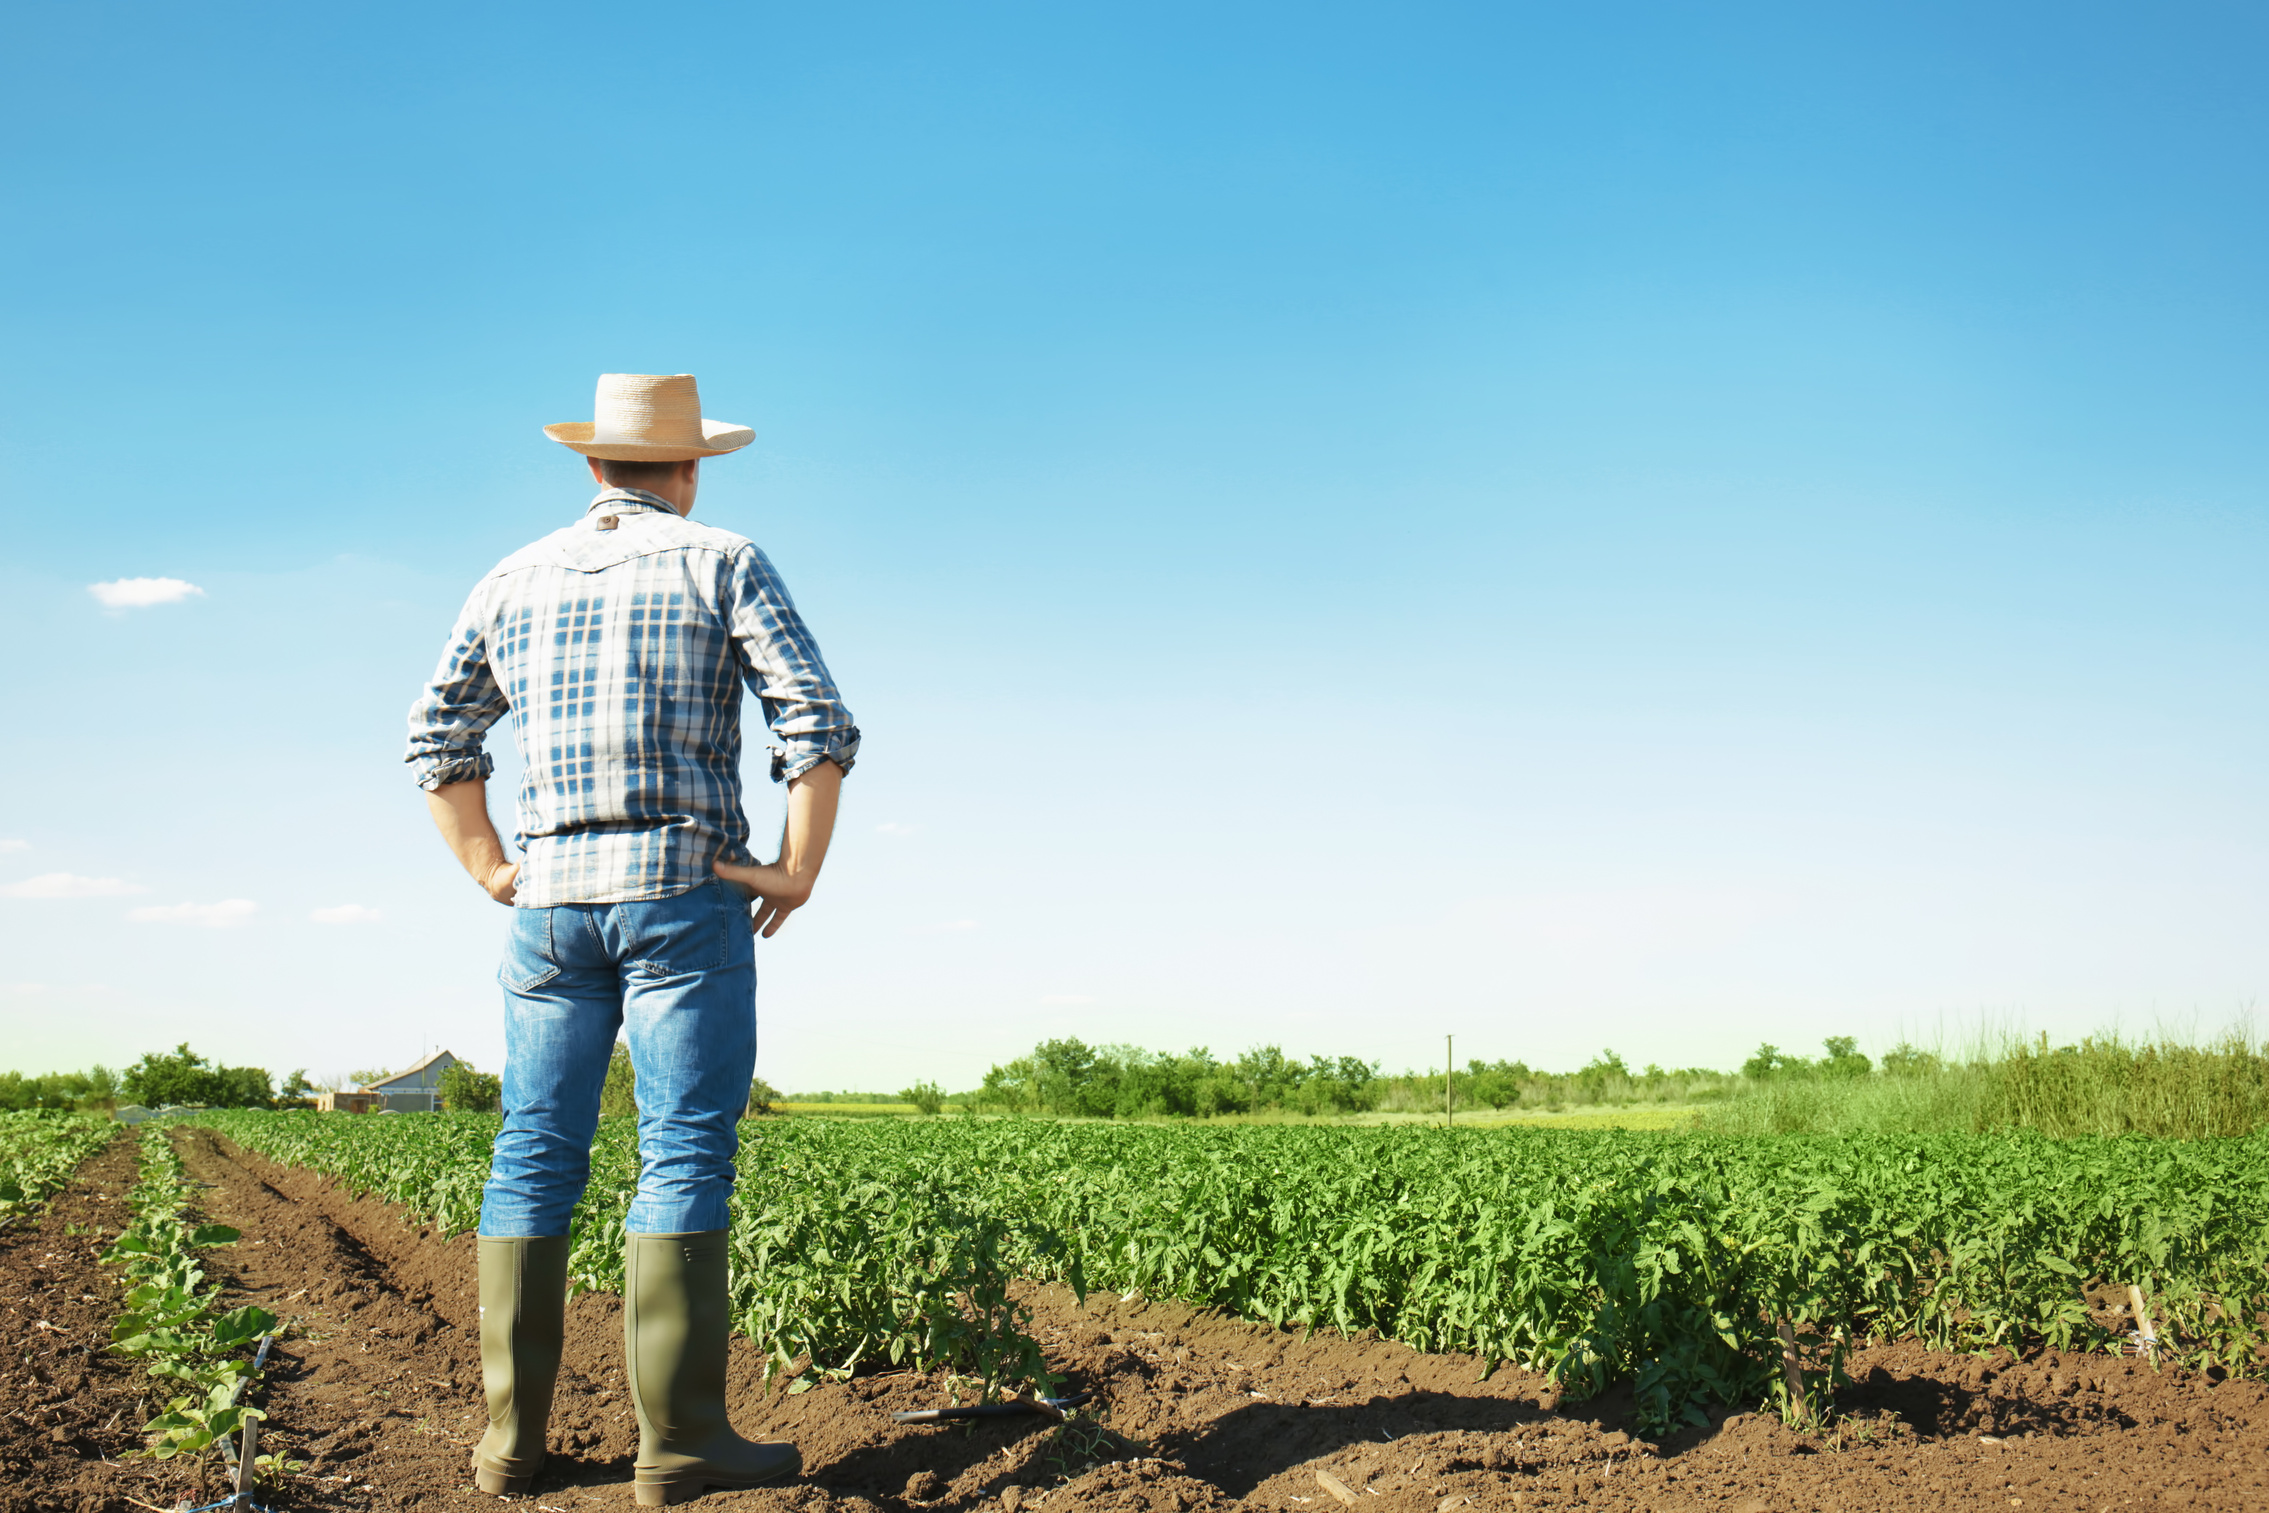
[120,1045,274,1110]
[975,1038,1382,1118]
[437,1061,502,1113]
[0,1066,120,1112]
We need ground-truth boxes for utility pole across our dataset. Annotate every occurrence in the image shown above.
[1446,1034,1454,1126]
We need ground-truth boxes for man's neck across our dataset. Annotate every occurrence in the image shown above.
[588,457,699,515]
[601,485,692,518]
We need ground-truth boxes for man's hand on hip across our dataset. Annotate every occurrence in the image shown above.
[425,779,522,908]
[714,758,843,939]
[713,860,812,938]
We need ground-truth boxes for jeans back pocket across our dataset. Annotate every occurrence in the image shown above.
[499,907,562,992]
[623,880,743,979]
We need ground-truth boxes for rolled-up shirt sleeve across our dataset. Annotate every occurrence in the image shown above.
[405,588,509,791]
[724,545,861,782]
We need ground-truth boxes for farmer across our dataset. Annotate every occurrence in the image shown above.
[405,372,858,1504]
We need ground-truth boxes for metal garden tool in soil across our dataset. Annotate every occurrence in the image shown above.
[198,1329,284,1513]
[892,1391,1093,1424]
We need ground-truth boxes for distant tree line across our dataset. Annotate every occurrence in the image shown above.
[1392,1049,1732,1114]
[0,1043,505,1114]
[0,1064,121,1112]
[114,1044,313,1108]
[0,1031,2043,1124]
[0,1044,317,1112]
[964,1039,1739,1119]
[1740,1035,1875,1081]
[0,1043,310,1111]
[973,1039,1385,1118]
[957,1037,1915,1120]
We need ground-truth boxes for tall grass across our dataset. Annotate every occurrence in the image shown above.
[1700,1031,2269,1138]
[1370,1067,1735,1114]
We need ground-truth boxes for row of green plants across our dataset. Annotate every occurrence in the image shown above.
[184,1108,1059,1405]
[183,1109,2269,1437]
[0,1108,114,1222]
[102,1124,291,1475]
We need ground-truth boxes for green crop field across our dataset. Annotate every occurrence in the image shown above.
[0,1109,114,1223]
[186,1110,2269,1436]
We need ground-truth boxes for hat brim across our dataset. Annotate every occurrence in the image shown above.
[543,420,755,460]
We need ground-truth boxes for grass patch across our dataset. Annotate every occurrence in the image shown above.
[1701,1031,2269,1138]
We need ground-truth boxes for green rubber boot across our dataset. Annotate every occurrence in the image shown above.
[625,1231,801,1506]
[470,1235,570,1495]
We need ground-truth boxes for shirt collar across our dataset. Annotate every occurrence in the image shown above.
[586,487,682,517]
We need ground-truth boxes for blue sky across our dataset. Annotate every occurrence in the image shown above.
[3,1,2263,1091]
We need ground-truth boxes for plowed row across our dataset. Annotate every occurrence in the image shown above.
[2,1130,2264,1511]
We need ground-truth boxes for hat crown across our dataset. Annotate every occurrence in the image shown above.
[589,373,706,447]
[543,372,751,460]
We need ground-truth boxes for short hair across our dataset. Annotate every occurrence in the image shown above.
[596,456,696,489]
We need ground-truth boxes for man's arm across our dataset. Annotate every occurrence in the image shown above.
[717,541,857,938]
[714,757,841,937]
[723,543,862,783]
[408,586,514,906]
[425,779,520,905]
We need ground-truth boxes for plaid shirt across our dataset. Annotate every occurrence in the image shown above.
[405,488,859,907]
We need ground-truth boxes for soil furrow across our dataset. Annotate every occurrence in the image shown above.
[0,1132,229,1513]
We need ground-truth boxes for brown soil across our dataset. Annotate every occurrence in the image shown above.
[0,1131,199,1513]
[7,1128,2267,1512]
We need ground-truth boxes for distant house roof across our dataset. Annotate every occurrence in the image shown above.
[364,1050,457,1090]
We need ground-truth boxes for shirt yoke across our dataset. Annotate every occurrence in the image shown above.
[483,513,757,583]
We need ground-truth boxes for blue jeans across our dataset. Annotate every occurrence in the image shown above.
[480,878,757,1238]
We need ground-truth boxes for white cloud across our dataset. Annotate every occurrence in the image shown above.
[0,839,27,853]
[2,872,147,898]
[1040,994,1096,1006]
[128,899,259,928]
[914,919,981,934]
[309,904,383,924]
[88,576,206,609]
[874,822,918,836]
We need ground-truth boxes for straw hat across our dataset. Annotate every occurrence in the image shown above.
[543,373,754,461]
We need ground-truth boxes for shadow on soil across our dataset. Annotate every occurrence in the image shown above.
[1833,1362,2138,1440]
[810,1392,1550,1504]
[1155,1394,1549,1496]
